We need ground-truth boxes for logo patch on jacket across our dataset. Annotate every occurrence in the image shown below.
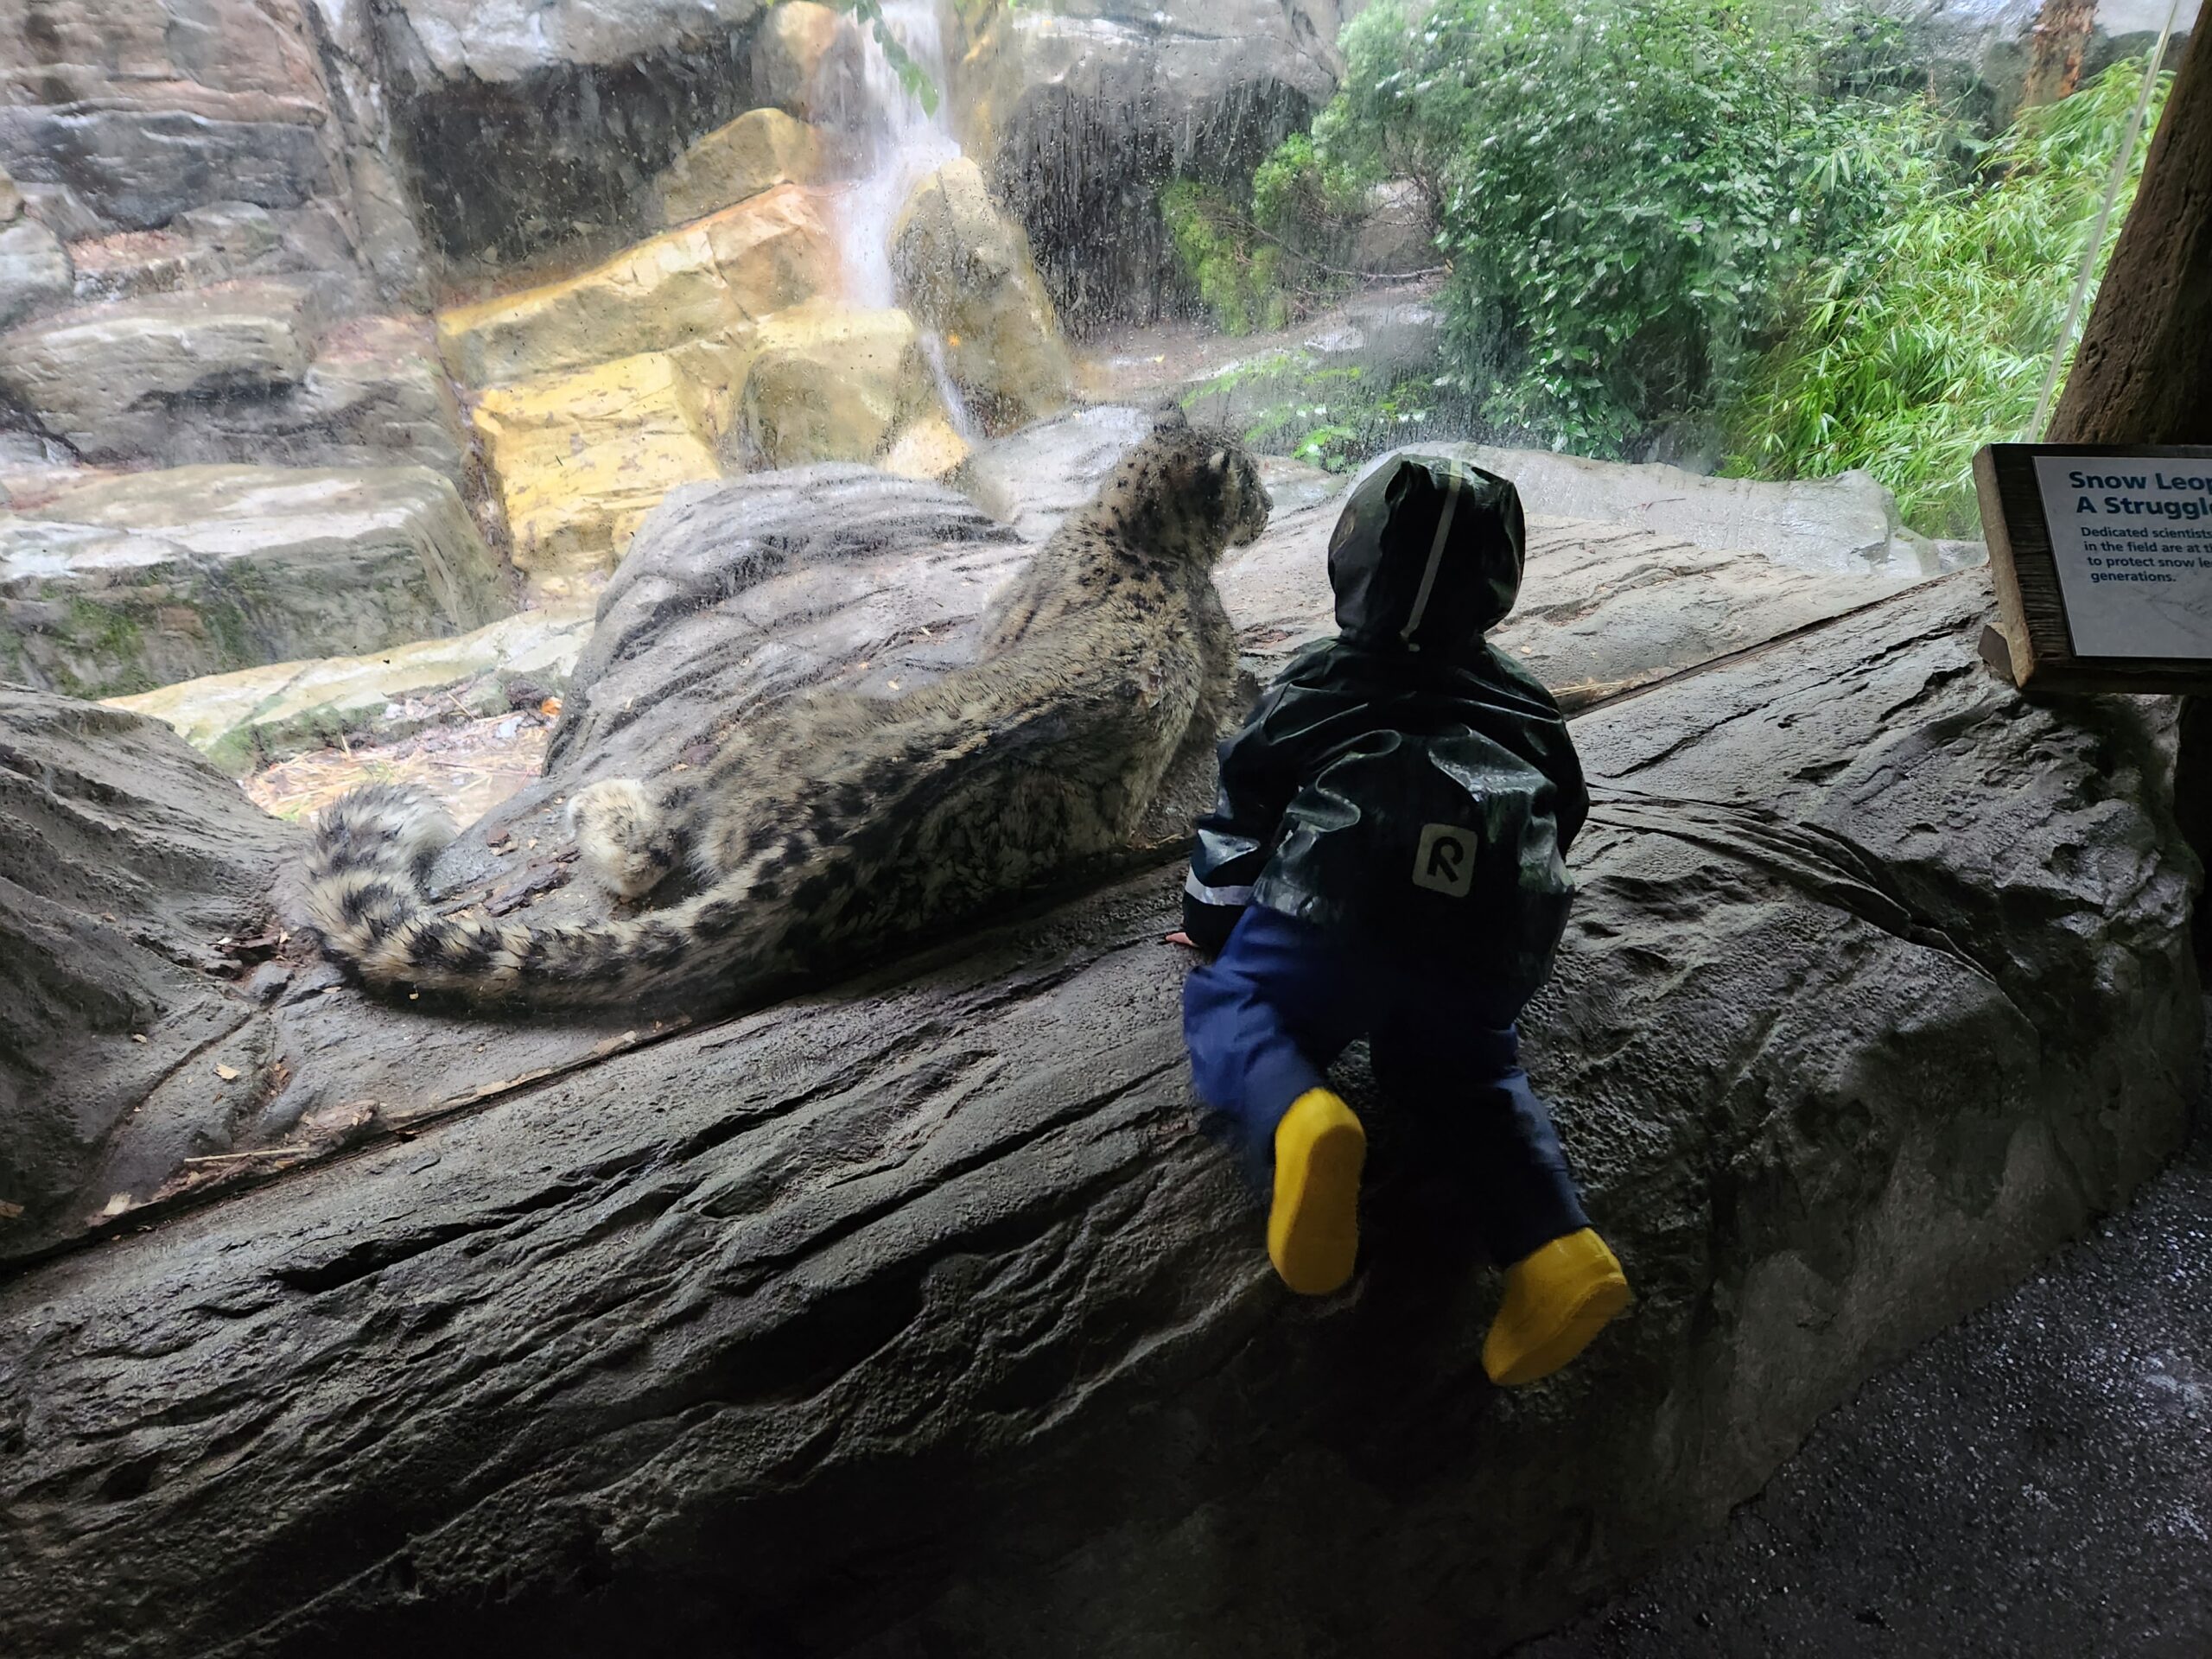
[1412,823,1476,897]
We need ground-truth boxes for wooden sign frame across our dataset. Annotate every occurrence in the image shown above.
[1974,442,2212,694]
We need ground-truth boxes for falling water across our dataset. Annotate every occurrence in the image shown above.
[835,0,980,440]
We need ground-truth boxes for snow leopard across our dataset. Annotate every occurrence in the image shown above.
[301,409,1270,1011]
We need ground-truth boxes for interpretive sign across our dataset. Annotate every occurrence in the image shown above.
[1974,442,2212,693]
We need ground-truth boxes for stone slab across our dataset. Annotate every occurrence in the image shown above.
[0,463,509,697]
[434,186,836,388]
[105,604,596,775]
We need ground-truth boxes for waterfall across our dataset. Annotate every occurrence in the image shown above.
[833,0,979,441]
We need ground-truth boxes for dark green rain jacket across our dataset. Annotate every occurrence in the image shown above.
[1182,451,1588,1003]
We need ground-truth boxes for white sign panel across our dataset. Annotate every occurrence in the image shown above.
[2033,454,2212,659]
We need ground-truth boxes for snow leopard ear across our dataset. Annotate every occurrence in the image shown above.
[1152,399,1191,430]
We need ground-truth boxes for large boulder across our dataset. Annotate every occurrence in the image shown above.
[741,302,933,467]
[368,0,769,271]
[0,289,470,480]
[0,463,508,697]
[891,156,1076,432]
[0,0,340,232]
[0,502,2196,1654]
[0,689,303,1259]
[471,351,737,581]
[750,0,865,123]
[0,168,73,328]
[434,185,834,387]
[653,108,832,227]
[0,280,315,460]
[546,465,1031,774]
[948,0,1350,328]
[1440,443,1951,579]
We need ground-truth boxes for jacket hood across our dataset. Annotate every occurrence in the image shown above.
[1326,451,1526,652]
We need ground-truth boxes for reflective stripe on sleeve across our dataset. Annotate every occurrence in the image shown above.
[1183,872,1256,906]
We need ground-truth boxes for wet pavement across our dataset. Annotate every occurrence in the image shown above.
[1519,1096,2212,1658]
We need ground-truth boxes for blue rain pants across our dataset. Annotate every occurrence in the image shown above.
[1182,903,1590,1268]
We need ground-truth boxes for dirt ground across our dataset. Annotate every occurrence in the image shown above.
[242,709,554,827]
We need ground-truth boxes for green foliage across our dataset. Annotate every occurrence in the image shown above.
[1180,355,1457,474]
[1729,61,2171,535]
[1164,0,2166,514]
[797,0,944,113]
[1161,136,1375,335]
[1160,181,1291,335]
[1251,134,1370,255]
[1302,0,1947,455]
[1262,370,1446,474]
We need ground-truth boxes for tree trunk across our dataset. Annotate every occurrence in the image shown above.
[2025,0,2088,107]
[2018,0,2101,109]
[2047,23,2212,444]
[2047,24,2212,950]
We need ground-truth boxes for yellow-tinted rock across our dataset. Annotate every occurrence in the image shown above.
[472,353,734,577]
[742,302,929,467]
[880,411,971,481]
[656,110,830,226]
[890,157,1074,433]
[665,332,760,453]
[436,186,834,387]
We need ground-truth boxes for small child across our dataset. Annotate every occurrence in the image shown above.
[1179,451,1629,1387]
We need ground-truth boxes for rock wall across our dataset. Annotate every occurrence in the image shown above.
[0,0,494,632]
[0,0,1096,689]
[0,540,2196,1656]
[369,0,769,276]
[948,0,1351,330]
[0,0,344,233]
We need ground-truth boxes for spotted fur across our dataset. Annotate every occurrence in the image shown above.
[302,410,1270,1010]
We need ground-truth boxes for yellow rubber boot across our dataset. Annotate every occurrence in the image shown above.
[1483,1229,1630,1387]
[1268,1089,1366,1295]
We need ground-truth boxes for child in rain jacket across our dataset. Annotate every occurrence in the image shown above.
[1179,451,1629,1386]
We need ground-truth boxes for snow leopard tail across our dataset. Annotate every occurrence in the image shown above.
[301,783,776,1009]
